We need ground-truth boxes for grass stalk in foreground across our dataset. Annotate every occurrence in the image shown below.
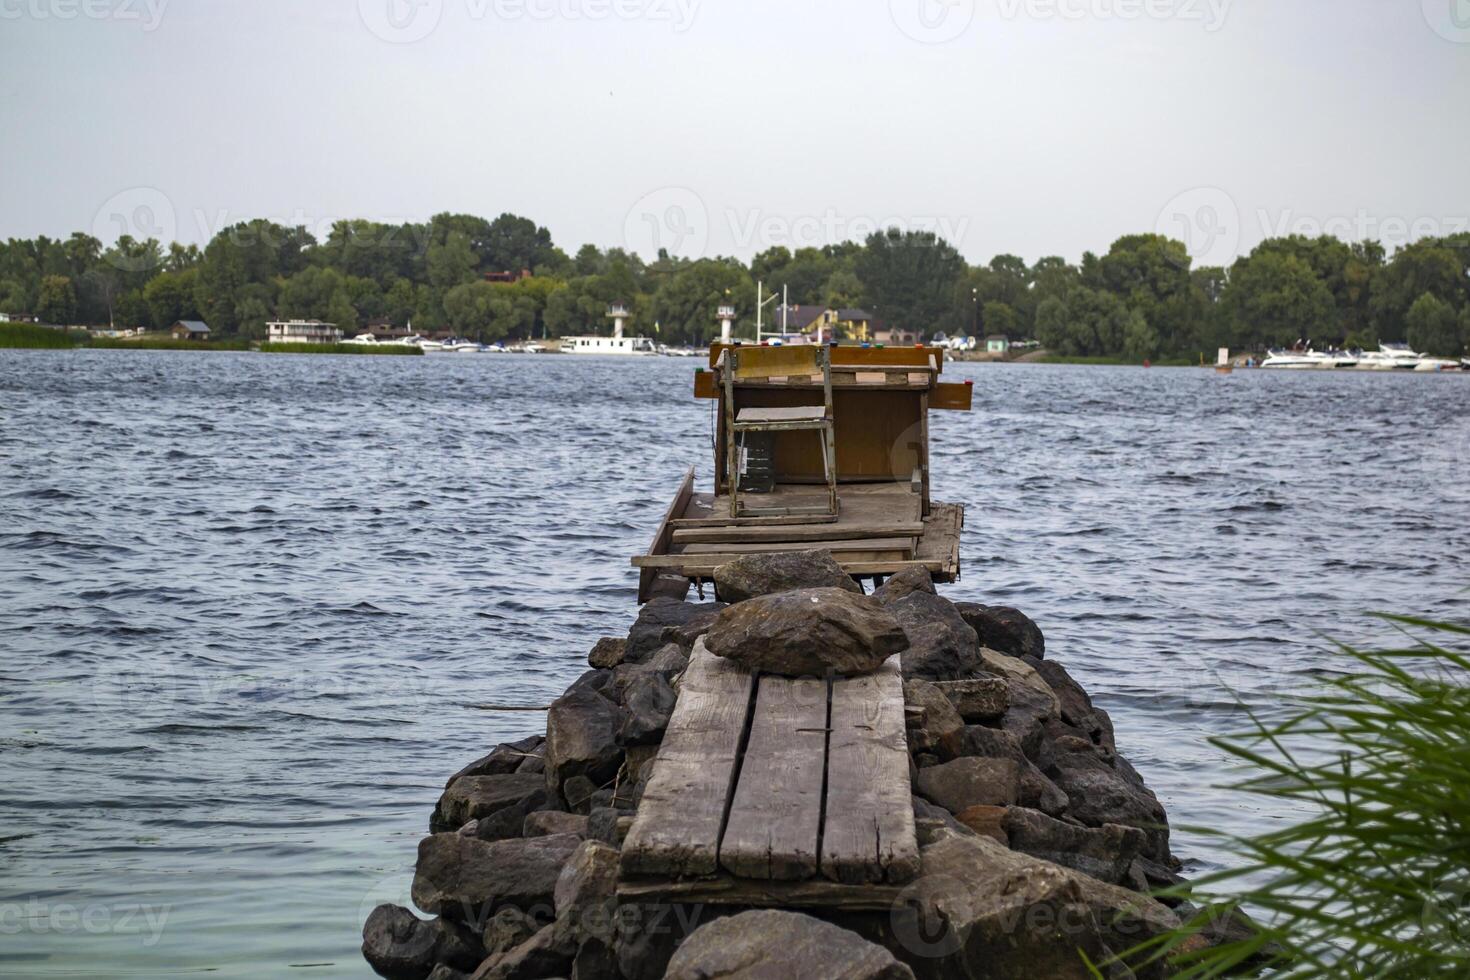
[1094,616,1470,978]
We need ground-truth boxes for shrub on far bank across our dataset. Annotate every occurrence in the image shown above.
[0,323,87,348]
[89,337,252,351]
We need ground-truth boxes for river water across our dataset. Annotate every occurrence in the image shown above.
[1,349,1466,977]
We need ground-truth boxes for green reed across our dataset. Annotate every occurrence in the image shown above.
[1093,616,1470,978]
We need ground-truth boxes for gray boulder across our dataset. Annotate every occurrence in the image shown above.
[959,726,1069,817]
[1035,659,1116,753]
[554,840,620,945]
[902,679,965,759]
[480,907,540,959]
[878,589,981,681]
[617,671,676,746]
[587,637,626,669]
[362,904,482,980]
[544,688,626,799]
[955,602,1045,660]
[1053,766,1172,865]
[434,773,547,834]
[587,807,632,847]
[900,828,1178,979]
[471,919,576,980]
[665,909,914,980]
[934,677,1009,722]
[624,598,726,663]
[872,566,935,603]
[522,810,589,838]
[913,756,1020,813]
[704,587,909,676]
[1002,806,1146,884]
[445,736,545,789]
[412,832,582,922]
[712,549,863,603]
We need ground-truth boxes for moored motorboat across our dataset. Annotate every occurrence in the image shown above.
[1358,343,1421,370]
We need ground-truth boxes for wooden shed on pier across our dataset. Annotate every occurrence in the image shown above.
[632,342,972,602]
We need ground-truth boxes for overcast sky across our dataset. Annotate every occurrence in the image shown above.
[1,0,1466,266]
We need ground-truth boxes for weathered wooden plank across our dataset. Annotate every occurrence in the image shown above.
[821,656,921,885]
[632,557,942,578]
[670,521,925,546]
[679,536,915,557]
[617,875,904,911]
[638,466,696,604]
[670,513,839,529]
[619,640,756,878]
[632,550,915,571]
[719,675,829,881]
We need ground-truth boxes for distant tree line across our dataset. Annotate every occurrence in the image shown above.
[2,213,1467,357]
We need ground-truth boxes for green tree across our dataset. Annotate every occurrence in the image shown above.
[1405,293,1461,357]
[1371,242,1462,341]
[1222,250,1335,349]
[854,228,965,337]
[143,268,201,328]
[981,301,1018,337]
[649,259,752,344]
[36,274,76,324]
[427,231,479,289]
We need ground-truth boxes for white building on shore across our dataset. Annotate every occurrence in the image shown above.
[267,320,343,344]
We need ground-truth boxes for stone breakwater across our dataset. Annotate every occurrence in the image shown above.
[363,552,1248,980]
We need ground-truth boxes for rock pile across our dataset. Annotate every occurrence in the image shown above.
[364,549,1229,980]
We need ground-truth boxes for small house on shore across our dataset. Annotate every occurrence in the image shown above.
[170,320,212,341]
[985,334,1009,354]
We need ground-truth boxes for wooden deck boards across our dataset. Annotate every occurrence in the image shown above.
[618,640,756,878]
[621,647,919,896]
[634,481,961,587]
[821,658,922,884]
[719,676,828,880]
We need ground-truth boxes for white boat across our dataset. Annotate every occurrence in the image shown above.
[441,339,480,353]
[1414,356,1460,372]
[418,339,446,353]
[562,335,657,355]
[1261,349,1326,369]
[347,332,380,345]
[1357,343,1421,370]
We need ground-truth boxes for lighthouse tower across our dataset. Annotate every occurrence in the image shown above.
[606,303,629,340]
[716,303,735,344]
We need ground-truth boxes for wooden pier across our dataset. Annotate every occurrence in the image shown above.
[633,343,972,602]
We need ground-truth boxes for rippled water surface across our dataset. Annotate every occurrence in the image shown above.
[2,349,1466,977]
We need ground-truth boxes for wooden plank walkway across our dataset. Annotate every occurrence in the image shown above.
[822,659,921,884]
[618,640,756,877]
[620,641,920,899]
